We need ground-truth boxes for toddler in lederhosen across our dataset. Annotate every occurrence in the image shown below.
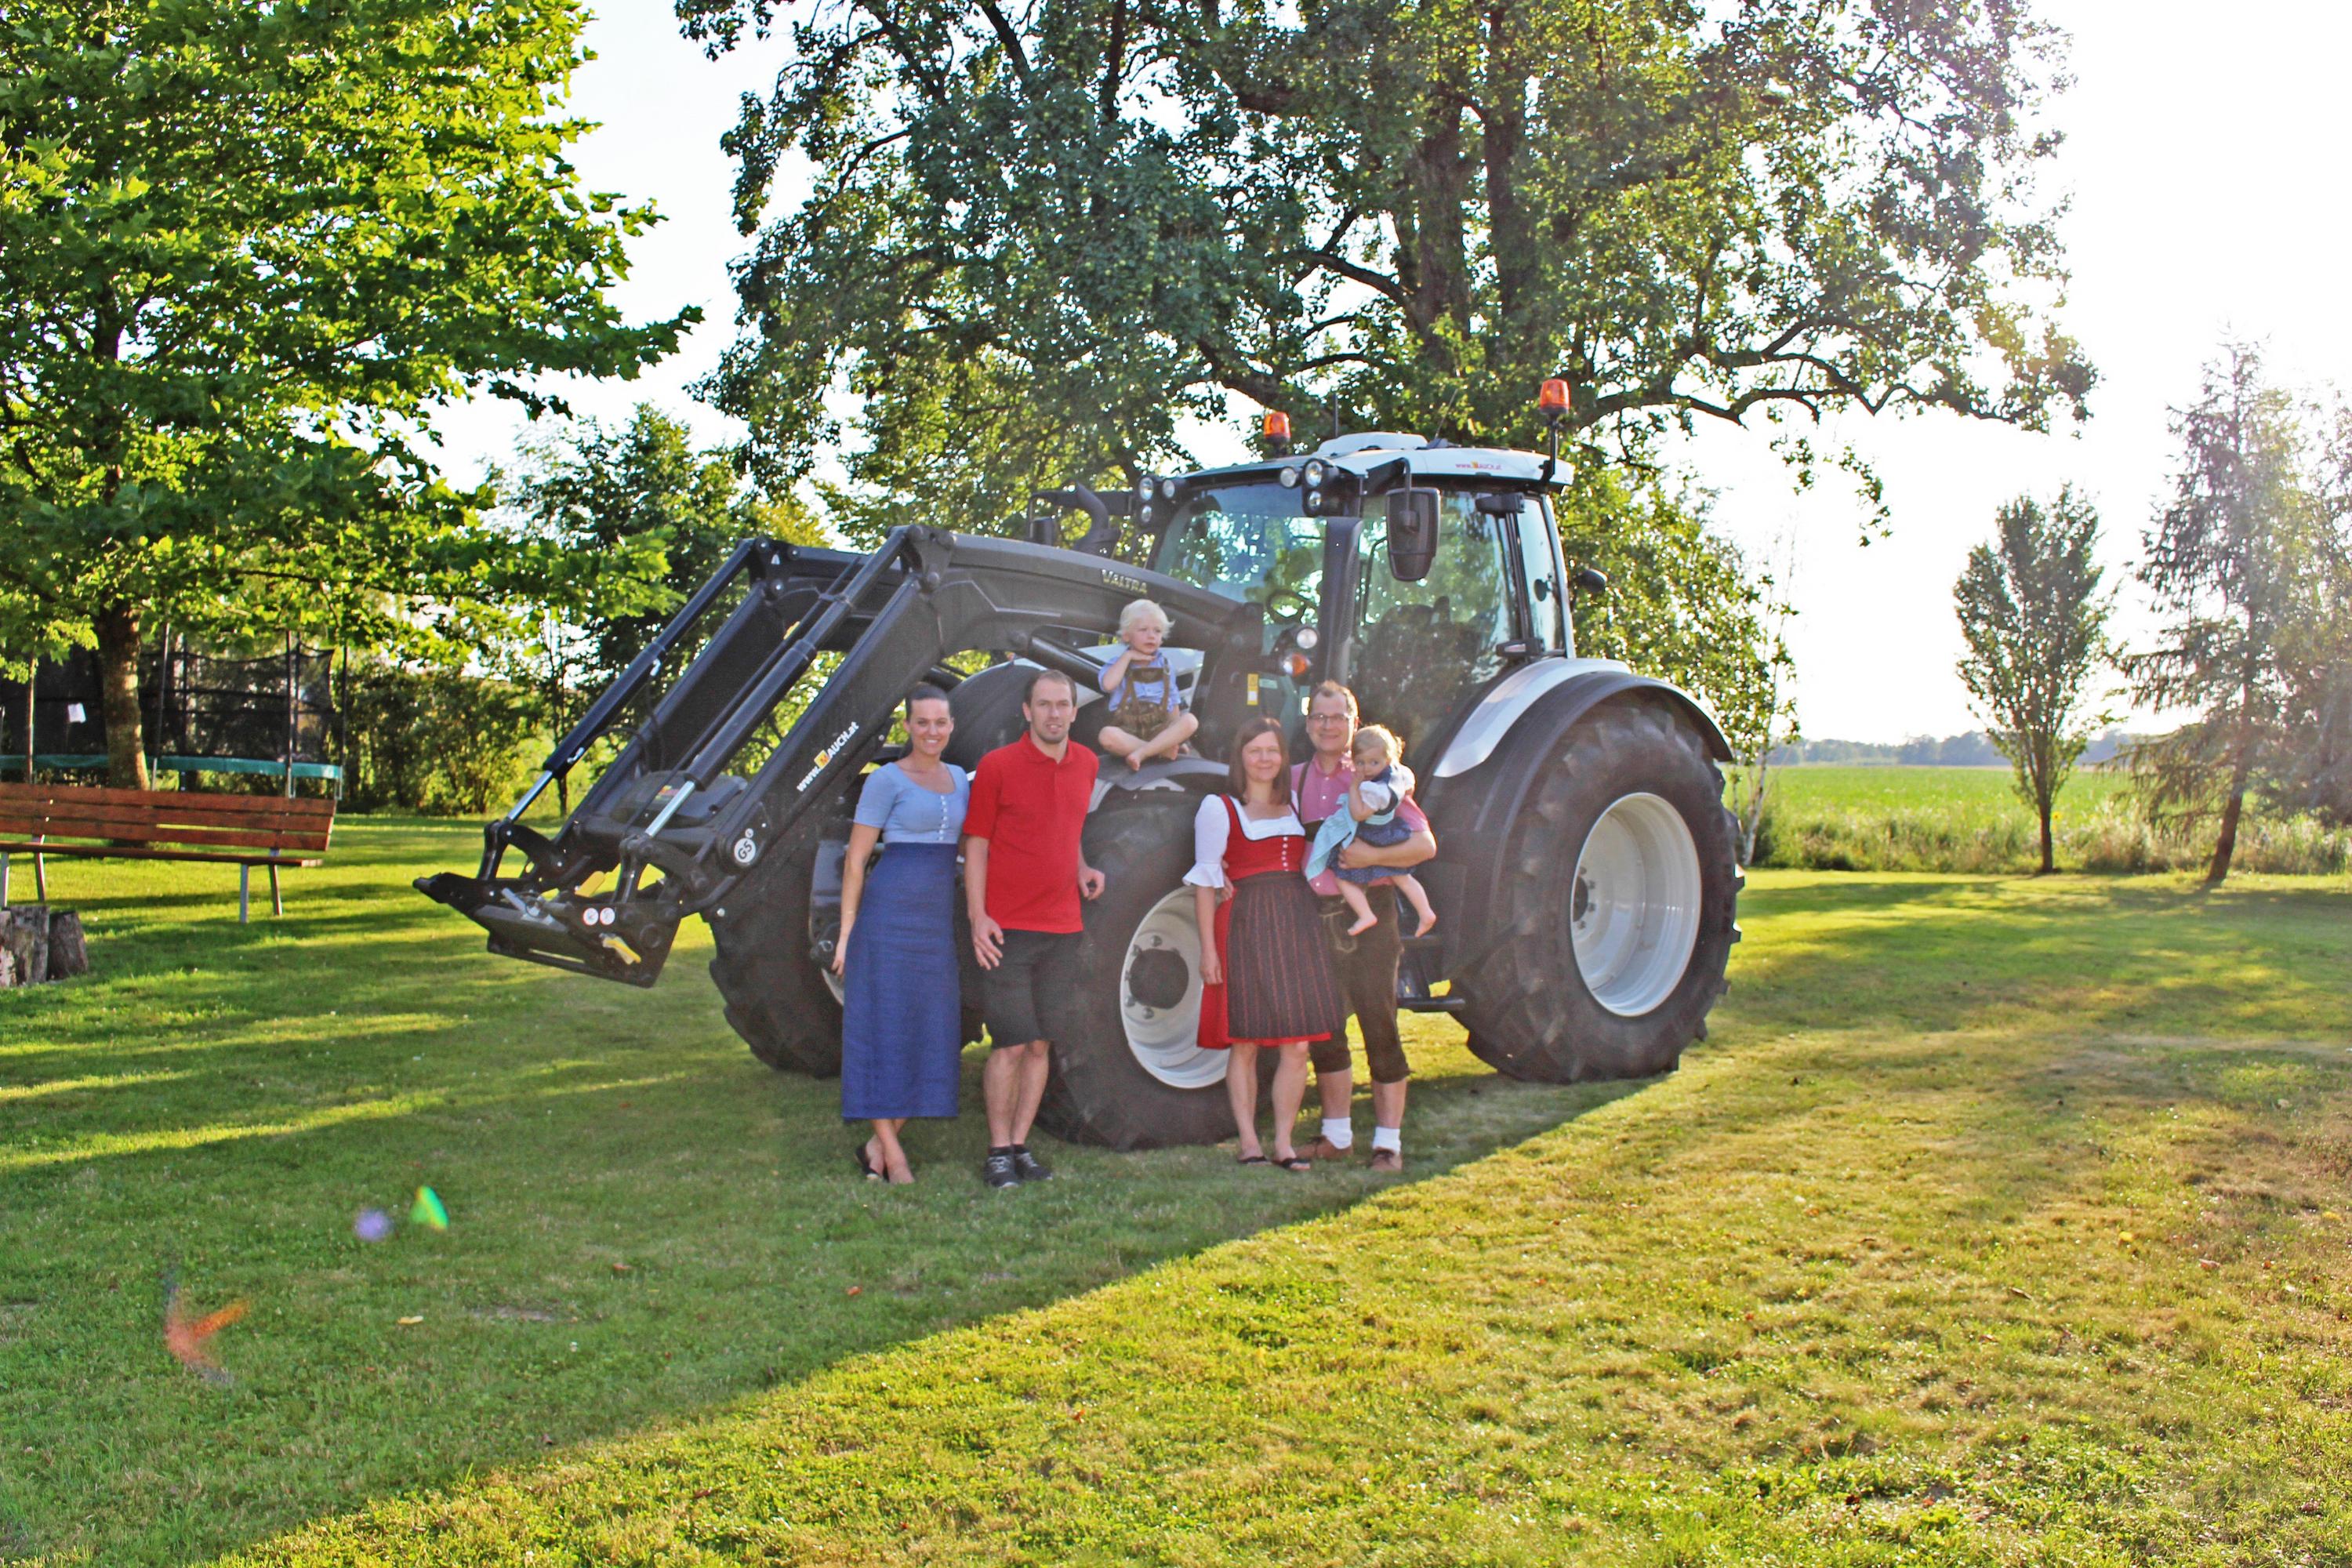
[1097,599,1200,770]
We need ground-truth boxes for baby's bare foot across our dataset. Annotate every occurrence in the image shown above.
[1347,913,1377,935]
[1414,910,1438,937]
[1127,750,1145,770]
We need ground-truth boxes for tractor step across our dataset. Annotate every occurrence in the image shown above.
[1399,993,1467,1014]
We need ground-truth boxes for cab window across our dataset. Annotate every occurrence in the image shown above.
[1349,495,1515,754]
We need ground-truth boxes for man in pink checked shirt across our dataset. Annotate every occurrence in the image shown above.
[1289,681,1436,1173]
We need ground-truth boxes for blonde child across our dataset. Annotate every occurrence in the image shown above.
[1098,599,1200,770]
[1303,724,1437,936]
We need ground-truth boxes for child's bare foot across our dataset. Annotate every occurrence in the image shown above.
[1412,909,1437,937]
[1347,911,1377,935]
[1127,750,1145,770]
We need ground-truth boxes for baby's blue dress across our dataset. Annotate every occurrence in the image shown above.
[839,761,969,1120]
[1304,765,1412,884]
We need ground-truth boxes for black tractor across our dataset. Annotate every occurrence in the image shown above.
[418,423,1741,1147]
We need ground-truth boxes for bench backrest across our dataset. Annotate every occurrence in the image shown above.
[0,782,336,857]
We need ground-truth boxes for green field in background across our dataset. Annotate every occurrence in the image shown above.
[1765,763,2132,818]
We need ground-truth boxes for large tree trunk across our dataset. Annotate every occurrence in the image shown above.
[2038,803,2055,875]
[94,601,150,792]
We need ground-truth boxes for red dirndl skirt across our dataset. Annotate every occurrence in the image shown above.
[1198,865,1348,1051]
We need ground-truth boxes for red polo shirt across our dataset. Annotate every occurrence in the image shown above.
[964,733,1099,933]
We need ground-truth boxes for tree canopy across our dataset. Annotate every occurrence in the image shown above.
[681,0,2089,524]
[0,0,691,784]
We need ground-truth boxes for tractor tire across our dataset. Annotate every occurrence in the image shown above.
[708,829,844,1077]
[1457,700,1740,1082]
[1033,795,1240,1150]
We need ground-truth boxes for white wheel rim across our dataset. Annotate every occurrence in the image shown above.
[1570,792,1702,1017]
[1119,887,1229,1090]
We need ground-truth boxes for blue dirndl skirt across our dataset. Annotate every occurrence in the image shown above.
[840,842,963,1120]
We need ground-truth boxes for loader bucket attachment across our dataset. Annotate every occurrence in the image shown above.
[416,523,1255,985]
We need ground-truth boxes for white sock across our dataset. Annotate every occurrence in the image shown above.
[1372,1126,1402,1154]
[1320,1118,1354,1149]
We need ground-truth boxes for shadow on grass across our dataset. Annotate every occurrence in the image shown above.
[0,823,1650,1566]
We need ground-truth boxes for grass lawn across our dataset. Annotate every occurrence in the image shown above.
[2,822,2350,1564]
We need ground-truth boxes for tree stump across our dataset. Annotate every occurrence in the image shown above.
[1,908,49,986]
[0,946,14,989]
[46,911,89,980]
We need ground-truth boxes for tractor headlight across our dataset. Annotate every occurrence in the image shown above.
[1294,626,1319,651]
[1305,488,1323,511]
[1303,459,1328,488]
[1158,477,1178,500]
[1278,465,1301,488]
[1137,477,1156,501]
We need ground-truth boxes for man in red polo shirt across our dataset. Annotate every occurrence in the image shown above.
[962,668,1105,1189]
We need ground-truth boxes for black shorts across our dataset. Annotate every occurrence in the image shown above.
[982,928,1082,1047]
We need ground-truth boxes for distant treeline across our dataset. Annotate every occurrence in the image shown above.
[1773,731,2140,769]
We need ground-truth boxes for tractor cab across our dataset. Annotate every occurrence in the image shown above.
[1145,434,1574,756]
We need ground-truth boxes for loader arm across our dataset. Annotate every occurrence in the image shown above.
[416,525,1257,985]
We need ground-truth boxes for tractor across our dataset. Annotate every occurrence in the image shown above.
[417,412,1742,1148]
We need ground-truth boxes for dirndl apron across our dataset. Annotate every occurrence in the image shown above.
[1196,797,1348,1048]
[840,842,963,1120]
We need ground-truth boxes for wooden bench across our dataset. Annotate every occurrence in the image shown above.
[0,783,337,923]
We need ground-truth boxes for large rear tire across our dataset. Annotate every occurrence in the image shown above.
[707,829,845,1076]
[1457,701,1740,1081]
[1034,797,1240,1150]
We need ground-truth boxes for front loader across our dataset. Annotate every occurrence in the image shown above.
[419,423,1743,1149]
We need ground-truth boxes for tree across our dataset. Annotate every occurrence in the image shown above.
[499,404,823,801]
[0,0,691,786]
[2122,343,2328,885]
[679,0,2089,521]
[2267,400,2352,826]
[1558,474,1794,832]
[1953,485,2111,873]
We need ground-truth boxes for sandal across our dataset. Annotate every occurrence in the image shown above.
[1272,1154,1314,1174]
[852,1145,884,1181]
[1236,1153,1269,1166]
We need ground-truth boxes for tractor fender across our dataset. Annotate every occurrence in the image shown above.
[1421,665,1730,967]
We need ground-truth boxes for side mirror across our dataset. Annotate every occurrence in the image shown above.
[1572,565,1610,597]
[1385,489,1440,583]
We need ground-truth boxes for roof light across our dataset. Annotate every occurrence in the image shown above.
[1539,378,1570,416]
[1262,409,1292,445]
[1278,465,1301,488]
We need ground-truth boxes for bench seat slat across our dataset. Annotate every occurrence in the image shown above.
[0,840,324,867]
[0,797,335,830]
[0,811,332,853]
[0,782,336,817]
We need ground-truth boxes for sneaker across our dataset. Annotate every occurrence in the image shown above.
[983,1149,1020,1189]
[1011,1145,1054,1182]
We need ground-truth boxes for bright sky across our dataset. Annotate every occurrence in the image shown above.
[434,0,2350,744]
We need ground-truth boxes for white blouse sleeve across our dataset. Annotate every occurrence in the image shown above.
[1184,795,1229,888]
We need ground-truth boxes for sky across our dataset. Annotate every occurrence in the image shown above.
[433,0,2351,744]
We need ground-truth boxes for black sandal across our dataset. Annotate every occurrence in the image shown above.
[1236,1153,1269,1166]
[1272,1154,1313,1173]
[852,1145,884,1181]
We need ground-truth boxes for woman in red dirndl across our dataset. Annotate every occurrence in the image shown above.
[1189,717,1349,1171]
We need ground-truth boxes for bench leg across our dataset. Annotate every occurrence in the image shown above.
[239,864,250,925]
[31,851,43,904]
[269,863,282,917]
[1,852,8,910]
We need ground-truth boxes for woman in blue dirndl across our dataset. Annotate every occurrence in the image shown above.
[832,687,968,1184]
